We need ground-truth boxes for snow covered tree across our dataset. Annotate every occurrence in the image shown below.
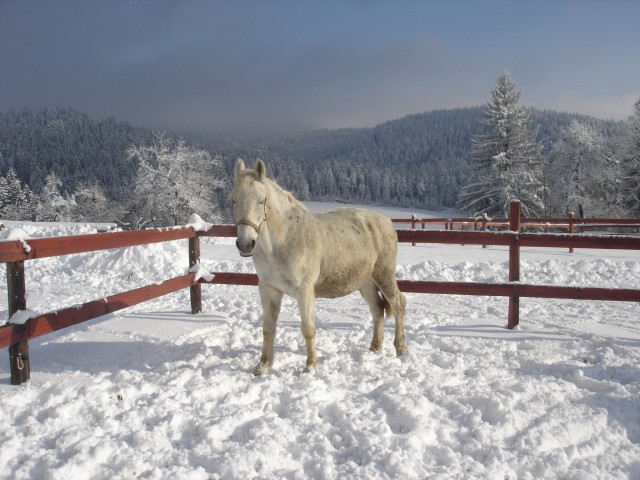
[621,97,640,216]
[458,70,544,217]
[2,169,22,211]
[0,175,10,214]
[39,172,74,222]
[125,133,225,228]
[71,183,119,222]
[19,185,40,221]
[546,120,621,217]
[0,169,40,220]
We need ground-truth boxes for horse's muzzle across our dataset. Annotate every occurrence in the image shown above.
[236,238,256,257]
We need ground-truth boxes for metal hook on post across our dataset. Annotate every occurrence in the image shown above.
[16,351,24,370]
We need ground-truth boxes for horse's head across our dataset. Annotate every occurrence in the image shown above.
[231,158,268,257]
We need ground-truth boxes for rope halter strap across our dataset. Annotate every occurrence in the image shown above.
[235,198,268,234]
[235,218,263,233]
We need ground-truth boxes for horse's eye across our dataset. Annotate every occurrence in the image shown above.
[258,199,265,205]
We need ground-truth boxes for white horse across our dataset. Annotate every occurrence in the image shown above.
[231,158,407,375]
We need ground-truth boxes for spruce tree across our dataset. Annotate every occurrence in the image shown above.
[458,70,544,217]
[0,169,23,219]
[0,168,41,220]
[4,169,22,207]
[0,175,9,214]
[20,185,40,221]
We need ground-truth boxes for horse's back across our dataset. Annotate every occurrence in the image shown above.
[316,208,397,248]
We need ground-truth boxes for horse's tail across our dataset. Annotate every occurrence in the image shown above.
[379,288,406,318]
[383,296,393,318]
[380,292,393,318]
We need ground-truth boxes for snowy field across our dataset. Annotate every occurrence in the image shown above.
[1,203,640,479]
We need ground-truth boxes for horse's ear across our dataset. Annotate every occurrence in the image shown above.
[255,158,266,181]
[234,158,245,180]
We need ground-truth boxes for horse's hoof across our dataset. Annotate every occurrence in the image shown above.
[253,363,269,376]
[303,362,318,374]
[395,345,408,357]
[369,344,381,353]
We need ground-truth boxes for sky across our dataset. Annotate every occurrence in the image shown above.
[1,0,639,134]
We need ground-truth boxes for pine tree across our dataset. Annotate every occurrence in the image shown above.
[0,169,23,219]
[0,168,41,220]
[458,71,544,217]
[4,169,22,207]
[621,97,640,216]
[20,185,40,221]
[0,175,9,214]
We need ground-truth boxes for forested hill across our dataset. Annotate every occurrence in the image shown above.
[202,108,485,209]
[0,108,154,199]
[0,106,625,210]
[201,107,624,209]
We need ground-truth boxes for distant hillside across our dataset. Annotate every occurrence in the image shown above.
[201,107,625,209]
[1,106,626,211]
[0,108,154,199]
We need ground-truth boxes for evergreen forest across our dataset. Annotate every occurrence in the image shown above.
[0,101,634,226]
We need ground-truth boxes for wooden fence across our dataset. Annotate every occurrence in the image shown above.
[2,201,640,385]
[393,212,640,233]
[394,212,640,250]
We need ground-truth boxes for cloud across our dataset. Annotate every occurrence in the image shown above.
[2,1,639,132]
[543,92,640,121]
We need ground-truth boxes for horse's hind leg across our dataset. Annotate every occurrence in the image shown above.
[359,278,385,352]
[373,269,408,356]
[393,291,408,356]
[254,283,283,375]
[296,284,318,372]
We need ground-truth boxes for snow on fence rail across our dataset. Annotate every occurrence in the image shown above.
[2,201,640,385]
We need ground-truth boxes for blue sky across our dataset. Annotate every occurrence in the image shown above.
[1,0,638,133]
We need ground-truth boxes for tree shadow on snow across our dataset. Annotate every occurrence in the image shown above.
[0,311,233,380]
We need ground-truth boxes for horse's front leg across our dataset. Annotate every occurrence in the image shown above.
[297,284,318,372]
[254,283,283,376]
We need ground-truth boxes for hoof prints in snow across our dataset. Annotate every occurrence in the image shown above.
[1,221,640,479]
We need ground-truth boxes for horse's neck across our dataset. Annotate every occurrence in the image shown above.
[263,182,310,243]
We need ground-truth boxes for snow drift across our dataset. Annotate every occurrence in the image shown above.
[1,213,639,479]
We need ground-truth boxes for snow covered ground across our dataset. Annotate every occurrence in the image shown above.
[1,204,640,479]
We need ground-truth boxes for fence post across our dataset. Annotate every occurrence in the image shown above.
[189,237,202,314]
[568,212,575,253]
[411,215,416,247]
[508,201,521,330]
[7,261,30,385]
[482,215,488,248]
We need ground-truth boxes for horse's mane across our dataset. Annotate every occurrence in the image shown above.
[265,177,309,210]
[232,168,308,211]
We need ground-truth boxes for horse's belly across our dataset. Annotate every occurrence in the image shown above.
[314,280,362,299]
[314,258,372,298]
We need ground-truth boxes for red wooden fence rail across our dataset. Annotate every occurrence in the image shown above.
[3,201,640,384]
[393,215,640,233]
[0,226,198,263]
